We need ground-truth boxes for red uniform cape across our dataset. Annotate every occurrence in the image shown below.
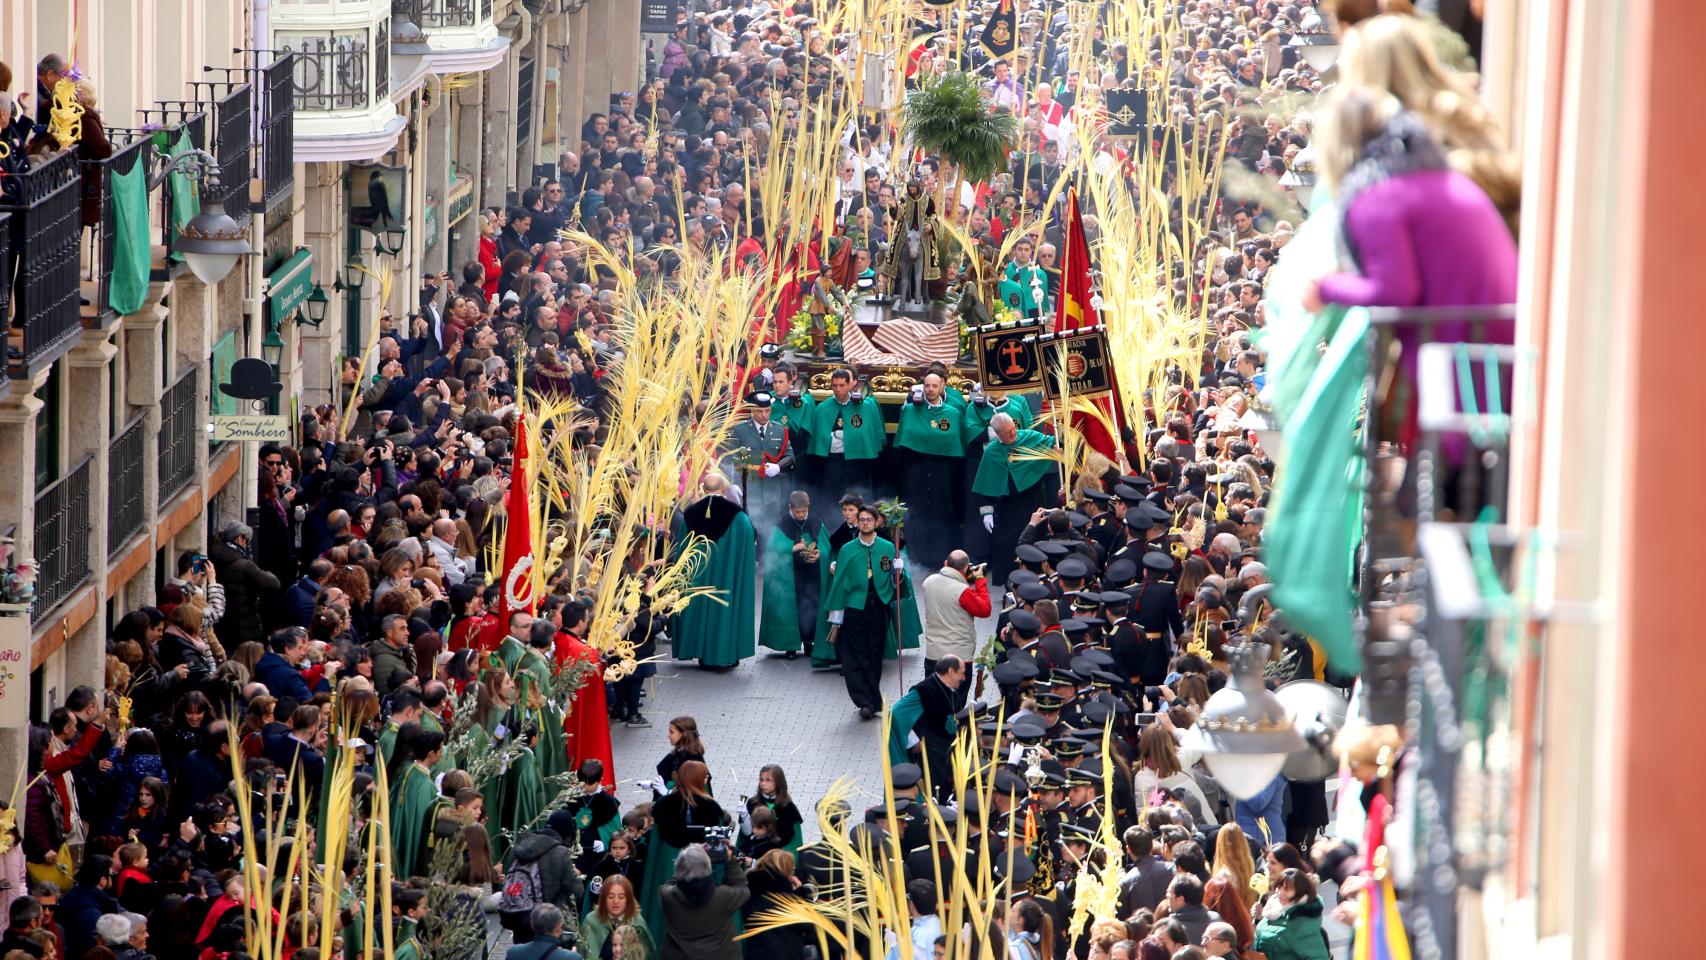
[554,630,615,787]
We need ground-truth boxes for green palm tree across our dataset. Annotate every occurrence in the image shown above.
[903,70,1021,198]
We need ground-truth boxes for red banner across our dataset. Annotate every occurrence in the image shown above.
[1052,188,1124,462]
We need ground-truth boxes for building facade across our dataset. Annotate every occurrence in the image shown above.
[0,0,639,794]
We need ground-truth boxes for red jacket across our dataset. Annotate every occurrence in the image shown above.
[479,235,501,300]
[957,578,993,618]
[42,723,103,833]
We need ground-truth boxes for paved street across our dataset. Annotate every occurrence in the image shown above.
[609,637,930,843]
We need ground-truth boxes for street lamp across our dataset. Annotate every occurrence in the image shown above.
[149,148,250,286]
[302,282,330,327]
[1181,640,1306,799]
[1288,29,1341,74]
[177,199,250,285]
[342,256,367,291]
[1278,146,1317,215]
[261,323,284,369]
[381,222,407,256]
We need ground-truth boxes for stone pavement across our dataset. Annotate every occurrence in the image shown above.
[607,640,930,843]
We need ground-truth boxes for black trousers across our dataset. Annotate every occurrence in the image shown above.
[841,595,888,711]
[819,451,873,505]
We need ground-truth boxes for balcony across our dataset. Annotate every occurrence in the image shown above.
[77,135,155,327]
[1,152,84,380]
[273,0,407,163]
[404,0,509,73]
[119,108,210,280]
[261,55,297,216]
[108,412,149,557]
[33,456,92,618]
[159,367,199,506]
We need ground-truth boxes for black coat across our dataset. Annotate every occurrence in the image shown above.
[209,541,281,646]
[740,867,808,960]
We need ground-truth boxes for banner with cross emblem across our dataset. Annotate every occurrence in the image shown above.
[975,320,1045,393]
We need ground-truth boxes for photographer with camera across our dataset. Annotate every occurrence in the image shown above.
[921,551,989,711]
[207,522,280,648]
[658,841,748,960]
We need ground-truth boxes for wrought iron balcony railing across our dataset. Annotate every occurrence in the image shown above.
[159,367,199,505]
[1,151,83,379]
[33,455,92,617]
[421,0,484,28]
[108,412,149,556]
[261,55,297,214]
[211,83,254,224]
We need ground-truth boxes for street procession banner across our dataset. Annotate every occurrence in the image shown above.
[975,319,1045,393]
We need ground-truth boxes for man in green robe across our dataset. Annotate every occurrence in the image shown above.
[894,370,967,578]
[973,412,1059,584]
[760,490,834,659]
[670,472,757,668]
[962,388,1035,558]
[723,392,794,542]
[1001,237,1049,318]
[772,361,816,496]
[378,686,426,778]
[825,503,913,719]
[805,367,885,503]
[520,620,571,783]
[388,726,446,880]
[418,681,458,777]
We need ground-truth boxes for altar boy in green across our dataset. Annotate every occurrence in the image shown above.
[894,370,967,577]
[805,367,885,502]
[825,504,916,719]
[387,726,446,880]
[670,472,757,668]
[759,490,833,659]
[973,411,1059,585]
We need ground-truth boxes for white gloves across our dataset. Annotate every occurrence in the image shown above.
[593,840,606,854]
[983,514,996,533]
[762,463,780,478]
[909,384,925,404]
[828,610,845,625]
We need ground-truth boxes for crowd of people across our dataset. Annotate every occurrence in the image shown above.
[1,0,1519,958]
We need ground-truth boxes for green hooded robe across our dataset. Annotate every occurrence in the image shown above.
[670,495,758,668]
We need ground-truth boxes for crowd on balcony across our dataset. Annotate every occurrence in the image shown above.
[0,1,1518,960]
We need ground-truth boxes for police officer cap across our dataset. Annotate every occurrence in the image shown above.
[1008,609,1042,638]
[1090,669,1125,689]
[745,391,774,408]
[1015,544,1047,565]
[1057,821,1098,845]
[1033,693,1066,712]
[1037,540,1071,560]
[1125,510,1157,532]
[1037,759,1068,786]
[1104,558,1138,586]
[1016,581,1053,603]
[1070,593,1102,612]
[1078,648,1118,671]
[1056,555,1091,579]
[1083,488,1114,503]
[891,763,924,790]
[1007,569,1041,589]
[993,768,1029,796]
[1140,503,1172,527]
[996,852,1037,887]
[863,804,892,823]
[1049,668,1083,687]
[1100,589,1133,606]
[1011,720,1048,743]
[758,342,783,358]
[1113,484,1148,505]
[1061,617,1093,637]
[891,797,919,819]
[978,718,1006,735]
[1143,552,1174,573]
[1120,474,1155,491]
[992,659,1036,688]
[936,805,960,826]
[1079,700,1114,726]
[1066,511,1091,530]
[1051,738,1086,759]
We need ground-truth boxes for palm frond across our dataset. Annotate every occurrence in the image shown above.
[902,71,1020,183]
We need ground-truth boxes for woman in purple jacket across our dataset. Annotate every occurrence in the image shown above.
[1303,87,1518,456]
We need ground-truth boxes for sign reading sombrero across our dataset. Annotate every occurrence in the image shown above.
[974,319,1044,393]
[1035,326,1115,402]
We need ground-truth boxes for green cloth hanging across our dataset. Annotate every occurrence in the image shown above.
[167,127,200,264]
[108,160,151,315]
[1262,306,1369,672]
